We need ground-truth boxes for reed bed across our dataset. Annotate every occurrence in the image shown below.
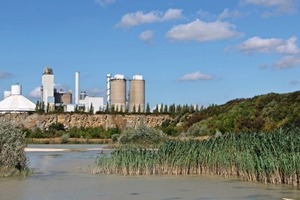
[94,129,300,186]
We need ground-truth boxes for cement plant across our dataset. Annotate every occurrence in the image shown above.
[0,67,145,114]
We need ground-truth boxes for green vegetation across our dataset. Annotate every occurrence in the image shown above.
[94,129,300,186]
[185,91,300,134]
[0,121,28,177]
[25,123,121,141]
[118,123,167,148]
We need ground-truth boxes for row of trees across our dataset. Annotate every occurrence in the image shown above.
[35,100,202,116]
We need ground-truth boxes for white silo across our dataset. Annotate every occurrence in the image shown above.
[42,67,54,107]
[129,75,145,112]
[4,91,11,99]
[11,84,22,95]
[110,74,126,112]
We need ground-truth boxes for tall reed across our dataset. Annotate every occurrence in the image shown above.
[94,129,300,186]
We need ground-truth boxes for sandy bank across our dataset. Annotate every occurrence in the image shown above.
[25,148,68,152]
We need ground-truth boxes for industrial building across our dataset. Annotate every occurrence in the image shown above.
[41,67,55,110]
[67,72,104,114]
[54,89,72,106]
[107,74,145,112]
[0,84,35,113]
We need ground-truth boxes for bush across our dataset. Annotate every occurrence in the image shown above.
[185,122,210,137]
[0,121,28,177]
[61,133,70,144]
[111,134,120,143]
[118,123,167,148]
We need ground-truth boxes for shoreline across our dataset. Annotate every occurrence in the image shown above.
[25,146,111,152]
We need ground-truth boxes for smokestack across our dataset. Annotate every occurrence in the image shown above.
[106,74,111,105]
[75,71,79,105]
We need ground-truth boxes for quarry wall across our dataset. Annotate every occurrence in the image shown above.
[0,113,170,131]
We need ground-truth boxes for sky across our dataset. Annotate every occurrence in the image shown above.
[0,0,300,108]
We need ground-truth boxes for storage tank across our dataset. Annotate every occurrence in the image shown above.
[4,91,11,99]
[129,75,145,112]
[61,91,72,105]
[11,84,22,95]
[110,74,126,112]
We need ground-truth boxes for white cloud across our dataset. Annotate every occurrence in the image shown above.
[218,9,242,20]
[0,71,13,79]
[29,86,41,98]
[116,8,183,28]
[139,30,154,44]
[273,55,300,69]
[240,0,297,15]
[238,36,299,54]
[239,36,300,69]
[166,19,241,42]
[276,37,299,54]
[95,0,116,7]
[178,71,214,81]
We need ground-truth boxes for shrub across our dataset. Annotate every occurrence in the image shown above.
[118,123,167,148]
[111,134,120,143]
[61,133,70,144]
[185,122,210,137]
[0,121,28,177]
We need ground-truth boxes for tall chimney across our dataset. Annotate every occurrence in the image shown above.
[75,71,79,105]
[106,74,111,105]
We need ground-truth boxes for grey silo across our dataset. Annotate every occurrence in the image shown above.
[110,74,126,112]
[129,75,145,112]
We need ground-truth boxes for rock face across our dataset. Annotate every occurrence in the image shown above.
[0,113,170,131]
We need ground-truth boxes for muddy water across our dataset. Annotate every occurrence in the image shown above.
[0,144,299,200]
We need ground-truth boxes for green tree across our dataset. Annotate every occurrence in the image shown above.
[146,103,151,114]
[160,104,164,113]
[89,103,94,114]
[163,104,168,113]
[153,104,159,114]
[132,105,136,113]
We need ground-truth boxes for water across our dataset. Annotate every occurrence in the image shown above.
[0,144,299,200]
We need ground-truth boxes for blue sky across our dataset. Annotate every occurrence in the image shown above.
[0,0,300,107]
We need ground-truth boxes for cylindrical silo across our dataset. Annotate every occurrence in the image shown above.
[110,74,126,112]
[11,84,22,95]
[129,75,145,112]
[4,91,11,99]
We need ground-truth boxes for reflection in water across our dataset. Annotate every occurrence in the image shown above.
[0,144,299,200]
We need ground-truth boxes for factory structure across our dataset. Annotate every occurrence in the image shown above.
[39,68,145,113]
[41,68,104,114]
[0,84,36,113]
[107,74,145,112]
[0,67,145,114]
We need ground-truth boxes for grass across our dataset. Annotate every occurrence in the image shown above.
[94,129,300,186]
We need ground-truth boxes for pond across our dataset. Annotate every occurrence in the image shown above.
[0,144,299,200]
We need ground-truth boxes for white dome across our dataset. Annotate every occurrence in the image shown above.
[0,94,35,113]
